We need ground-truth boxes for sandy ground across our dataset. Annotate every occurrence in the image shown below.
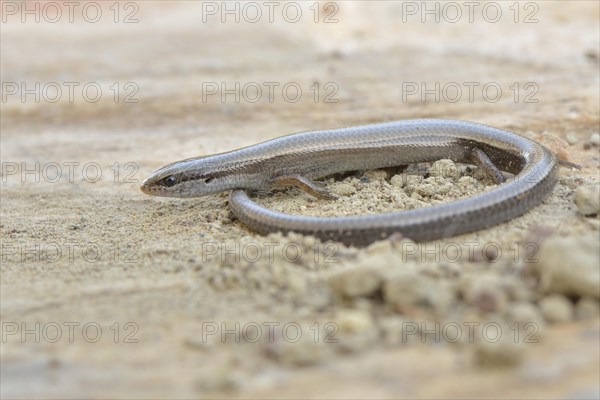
[1,1,599,398]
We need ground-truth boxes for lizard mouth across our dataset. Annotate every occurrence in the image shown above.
[140,178,159,195]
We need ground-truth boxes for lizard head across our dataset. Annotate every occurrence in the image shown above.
[141,157,229,198]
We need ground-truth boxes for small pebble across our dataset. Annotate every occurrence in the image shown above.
[534,235,600,299]
[336,309,374,334]
[390,174,406,188]
[430,159,460,181]
[332,182,357,196]
[383,267,453,314]
[538,294,574,323]
[574,183,600,216]
[327,265,383,298]
[565,132,578,145]
[334,309,379,353]
[505,302,544,329]
[589,133,600,146]
[365,238,394,254]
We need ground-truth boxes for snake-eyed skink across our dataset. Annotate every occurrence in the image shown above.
[141,119,577,246]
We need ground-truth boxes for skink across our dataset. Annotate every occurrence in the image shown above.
[141,119,574,246]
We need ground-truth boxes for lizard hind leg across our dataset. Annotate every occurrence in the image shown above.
[471,148,506,184]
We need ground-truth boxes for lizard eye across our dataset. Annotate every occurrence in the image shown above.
[163,175,178,187]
